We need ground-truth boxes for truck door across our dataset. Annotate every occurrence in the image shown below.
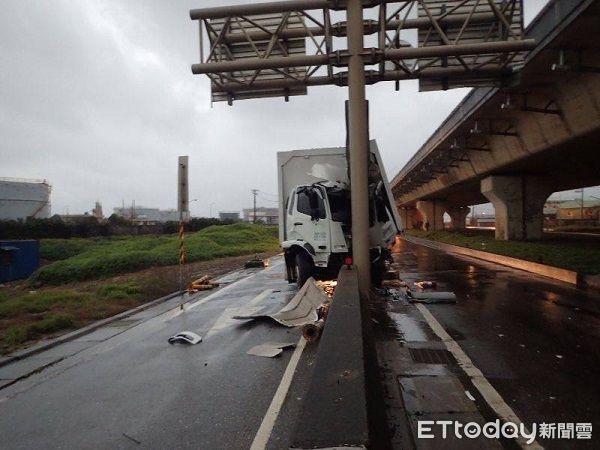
[288,186,330,264]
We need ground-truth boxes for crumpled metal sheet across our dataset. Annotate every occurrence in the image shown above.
[246,342,296,358]
[233,278,327,327]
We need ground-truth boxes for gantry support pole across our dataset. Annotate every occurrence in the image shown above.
[347,0,370,298]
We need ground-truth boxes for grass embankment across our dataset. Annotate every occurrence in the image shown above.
[0,224,279,354]
[32,223,278,285]
[406,229,600,275]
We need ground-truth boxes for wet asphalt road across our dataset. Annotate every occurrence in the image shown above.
[0,258,316,450]
[391,239,600,449]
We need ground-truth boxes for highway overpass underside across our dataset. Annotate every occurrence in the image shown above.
[392,0,600,241]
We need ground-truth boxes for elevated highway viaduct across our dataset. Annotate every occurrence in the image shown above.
[391,0,600,240]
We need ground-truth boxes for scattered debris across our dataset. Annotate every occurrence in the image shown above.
[465,390,476,401]
[414,280,437,289]
[406,290,457,303]
[315,280,337,298]
[302,319,325,342]
[168,331,202,345]
[382,279,406,288]
[187,275,219,293]
[244,255,266,268]
[233,277,327,327]
[247,342,296,358]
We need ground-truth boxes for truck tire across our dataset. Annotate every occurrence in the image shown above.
[296,251,312,288]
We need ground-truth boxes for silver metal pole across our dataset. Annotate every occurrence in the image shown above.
[347,0,370,298]
[192,53,329,74]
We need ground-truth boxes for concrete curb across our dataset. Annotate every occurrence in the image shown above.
[0,290,184,368]
[291,267,369,449]
[404,235,599,290]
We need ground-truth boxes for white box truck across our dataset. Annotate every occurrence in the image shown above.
[277,140,401,286]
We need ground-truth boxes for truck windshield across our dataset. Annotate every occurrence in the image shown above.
[326,187,351,223]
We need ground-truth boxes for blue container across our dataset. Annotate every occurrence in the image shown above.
[0,240,40,283]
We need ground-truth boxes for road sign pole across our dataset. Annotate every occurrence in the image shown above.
[347,0,370,298]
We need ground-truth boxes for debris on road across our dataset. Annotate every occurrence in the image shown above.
[414,280,437,289]
[187,275,219,293]
[302,319,325,342]
[315,280,336,298]
[247,342,296,358]
[465,390,476,401]
[233,277,327,327]
[168,331,202,345]
[406,290,457,303]
[244,255,266,269]
[382,279,407,288]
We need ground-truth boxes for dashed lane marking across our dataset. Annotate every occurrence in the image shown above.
[250,336,307,450]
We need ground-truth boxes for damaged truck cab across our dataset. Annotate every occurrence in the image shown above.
[278,141,401,287]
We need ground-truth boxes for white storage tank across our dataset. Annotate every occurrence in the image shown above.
[0,178,51,220]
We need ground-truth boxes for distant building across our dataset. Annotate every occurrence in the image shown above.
[92,202,104,220]
[243,207,278,224]
[468,214,495,228]
[0,177,51,220]
[556,199,600,224]
[113,206,179,225]
[219,211,240,221]
[58,212,99,225]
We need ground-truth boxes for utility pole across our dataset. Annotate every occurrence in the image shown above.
[251,189,258,223]
[346,0,371,295]
[178,156,190,293]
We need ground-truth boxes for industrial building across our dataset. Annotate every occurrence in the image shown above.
[243,207,278,224]
[0,177,51,220]
[113,206,179,225]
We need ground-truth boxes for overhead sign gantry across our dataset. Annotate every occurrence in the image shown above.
[189,0,534,297]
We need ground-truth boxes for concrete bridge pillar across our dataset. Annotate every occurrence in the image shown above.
[481,176,554,240]
[447,205,470,230]
[416,200,446,231]
[399,206,418,230]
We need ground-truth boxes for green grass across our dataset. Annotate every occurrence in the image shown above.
[31,223,279,286]
[406,229,600,275]
[0,283,144,353]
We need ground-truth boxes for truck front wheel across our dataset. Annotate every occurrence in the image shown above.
[295,251,312,288]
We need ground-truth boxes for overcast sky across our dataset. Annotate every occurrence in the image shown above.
[4,0,585,218]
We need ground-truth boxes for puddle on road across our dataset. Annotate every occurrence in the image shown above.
[388,311,429,342]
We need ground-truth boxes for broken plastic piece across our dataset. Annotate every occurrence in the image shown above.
[465,390,476,401]
[168,331,202,345]
[247,342,296,358]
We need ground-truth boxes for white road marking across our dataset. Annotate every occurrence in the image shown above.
[250,336,307,450]
[415,303,543,449]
